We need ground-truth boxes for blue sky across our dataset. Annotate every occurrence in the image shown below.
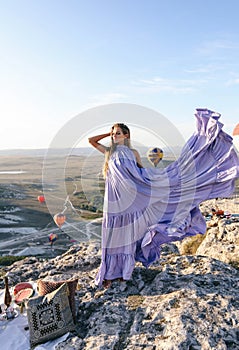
[1,0,239,149]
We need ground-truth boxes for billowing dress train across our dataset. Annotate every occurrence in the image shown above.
[95,109,239,286]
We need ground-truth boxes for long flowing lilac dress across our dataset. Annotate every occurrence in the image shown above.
[95,109,239,286]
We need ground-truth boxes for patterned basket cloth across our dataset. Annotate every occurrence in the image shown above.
[37,278,78,322]
[26,283,75,348]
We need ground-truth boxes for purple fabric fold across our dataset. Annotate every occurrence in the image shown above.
[95,109,239,286]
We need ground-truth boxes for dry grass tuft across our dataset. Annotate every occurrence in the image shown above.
[180,234,206,255]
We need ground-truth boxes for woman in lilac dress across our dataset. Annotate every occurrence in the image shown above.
[88,109,239,288]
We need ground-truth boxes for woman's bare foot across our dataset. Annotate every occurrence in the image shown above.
[103,279,112,288]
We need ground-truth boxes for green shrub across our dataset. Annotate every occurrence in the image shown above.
[0,255,26,266]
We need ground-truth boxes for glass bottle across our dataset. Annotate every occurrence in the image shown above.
[4,276,12,309]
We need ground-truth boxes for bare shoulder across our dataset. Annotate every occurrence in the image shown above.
[132,149,140,157]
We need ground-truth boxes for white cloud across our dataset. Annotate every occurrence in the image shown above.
[86,92,127,107]
[197,39,239,55]
[225,78,239,86]
[185,63,223,74]
[70,92,128,119]
[131,76,206,94]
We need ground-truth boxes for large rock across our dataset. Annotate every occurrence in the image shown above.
[2,243,239,350]
[175,197,239,268]
[73,255,239,350]
[177,220,239,268]
[196,221,239,266]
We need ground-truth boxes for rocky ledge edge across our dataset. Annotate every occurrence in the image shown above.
[1,236,239,350]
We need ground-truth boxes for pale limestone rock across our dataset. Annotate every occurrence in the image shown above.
[196,222,239,265]
[1,241,239,349]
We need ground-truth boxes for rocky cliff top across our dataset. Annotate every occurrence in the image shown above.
[2,217,239,350]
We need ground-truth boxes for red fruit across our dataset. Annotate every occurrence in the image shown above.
[13,282,33,296]
[14,288,34,304]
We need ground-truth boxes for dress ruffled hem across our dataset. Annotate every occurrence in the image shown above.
[95,251,135,286]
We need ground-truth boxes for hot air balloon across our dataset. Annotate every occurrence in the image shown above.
[233,123,239,152]
[233,124,239,136]
[48,233,58,247]
[147,147,163,167]
[37,195,45,203]
[53,213,66,228]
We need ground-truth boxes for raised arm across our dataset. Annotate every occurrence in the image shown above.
[88,132,111,154]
